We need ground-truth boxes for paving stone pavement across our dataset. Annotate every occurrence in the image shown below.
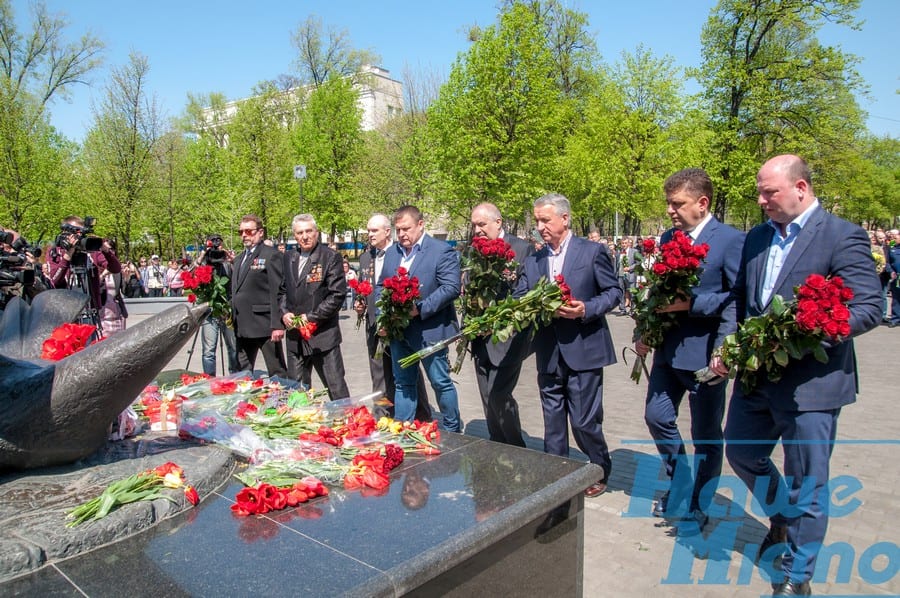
[136,306,900,597]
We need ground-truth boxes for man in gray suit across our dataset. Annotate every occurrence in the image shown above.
[709,155,882,595]
[468,202,533,447]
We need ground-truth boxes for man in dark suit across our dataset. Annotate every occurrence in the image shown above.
[231,215,287,377]
[708,155,882,596]
[515,193,622,497]
[468,202,533,447]
[634,168,745,529]
[356,213,431,420]
[377,205,461,432]
[278,214,350,400]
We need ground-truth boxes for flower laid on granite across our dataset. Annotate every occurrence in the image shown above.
[288,314,318,340]
[374,266,420,357]
[181,265,232,323]
[629,231,710,383]
[347,278,373,330]
[67,461,198,526]
[230,478,329,517]
[398,275,570,370]
[40,322,97,361]
[696,274,854,393]
[375,417,441,454]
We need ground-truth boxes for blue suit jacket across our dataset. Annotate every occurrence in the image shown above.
[377,234,461,351]
[720,206,882,410]
[655,218,745,371]
[516,235,622,373]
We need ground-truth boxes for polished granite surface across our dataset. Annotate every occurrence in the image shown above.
[1,433,601,596]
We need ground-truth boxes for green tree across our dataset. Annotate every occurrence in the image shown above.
[0,0,102,231]
[292,76,364,232]
[225,83,296,230]
[80,52,161,258]
[560,47,694,236]
[427,3,567,225]
[693,0,866,220]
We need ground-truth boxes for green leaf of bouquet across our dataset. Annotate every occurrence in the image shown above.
[773,349,789,367]
[813,345,828,363]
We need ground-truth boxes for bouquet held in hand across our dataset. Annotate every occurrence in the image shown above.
[182,265,232,324]
[348,278,373,330]
[399,275,572,369]
[629,232,710,383]
[696,273,853,393]
[374,267,421,357]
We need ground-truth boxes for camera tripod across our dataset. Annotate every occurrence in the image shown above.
[185,316,235,376]
[68,254,104,340]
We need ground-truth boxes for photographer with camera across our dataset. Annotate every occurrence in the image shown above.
[143,254,166,297]
[193,233,239,376]
[1,226,47,311]
[47,216,120,329]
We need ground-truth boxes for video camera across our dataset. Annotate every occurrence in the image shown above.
[0,250,36,288]
[56,216,103,253]
[204,235,227,264]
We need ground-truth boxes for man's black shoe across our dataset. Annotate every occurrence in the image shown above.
[652,491,669,517]
[772,580,811,595]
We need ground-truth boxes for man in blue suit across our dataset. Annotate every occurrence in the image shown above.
[515,193,622,497]
[378,205,462,432]
[708,155,882,596]
[635,168,744,529]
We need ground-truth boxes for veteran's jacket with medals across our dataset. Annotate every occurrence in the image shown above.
[278,242,347,355]
[231,243,284,339]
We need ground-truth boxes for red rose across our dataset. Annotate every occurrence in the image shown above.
[837,322,851,337]
[840,287,854,301]
[823,320,840,338]
[652,263,669,276]
[195,265,214,285]
[805,273,827,290]
[831,304,850,322]
[642,239,657,255]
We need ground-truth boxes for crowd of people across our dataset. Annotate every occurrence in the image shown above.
[0,153,892,596]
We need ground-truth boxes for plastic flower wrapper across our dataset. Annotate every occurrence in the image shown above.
[248,438,343,466]
[178,410,270,458]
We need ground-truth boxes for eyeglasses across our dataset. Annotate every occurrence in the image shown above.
[238,228,258,235]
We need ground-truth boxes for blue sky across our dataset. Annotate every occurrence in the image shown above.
[14,0,900,141]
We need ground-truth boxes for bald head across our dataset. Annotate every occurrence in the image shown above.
[471,202,504,239]
[366,213,392,250]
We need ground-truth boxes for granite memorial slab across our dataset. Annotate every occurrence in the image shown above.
[0,431,600,596]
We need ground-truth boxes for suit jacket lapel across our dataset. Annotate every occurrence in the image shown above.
[768,207,824,304]
[235,246,255,289]
[406,235,428,279]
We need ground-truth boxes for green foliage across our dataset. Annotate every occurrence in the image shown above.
[693,0,866,221]
[427,3,568,224]
[292,76,364,232]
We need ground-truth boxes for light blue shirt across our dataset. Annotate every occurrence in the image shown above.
[761,200,819,305]
[399,239,422,271]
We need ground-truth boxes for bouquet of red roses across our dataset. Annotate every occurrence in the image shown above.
[453,236,520,370]
[629,231,710,383]
[347,278,373,330]
[181,265,232,324]
[398,275,572,369]
[696,273,853,393]
[374,267,421,357]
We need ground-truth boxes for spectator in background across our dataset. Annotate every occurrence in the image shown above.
[143,255,166,297]
[166,259,186,296]
[343,257,358,311]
